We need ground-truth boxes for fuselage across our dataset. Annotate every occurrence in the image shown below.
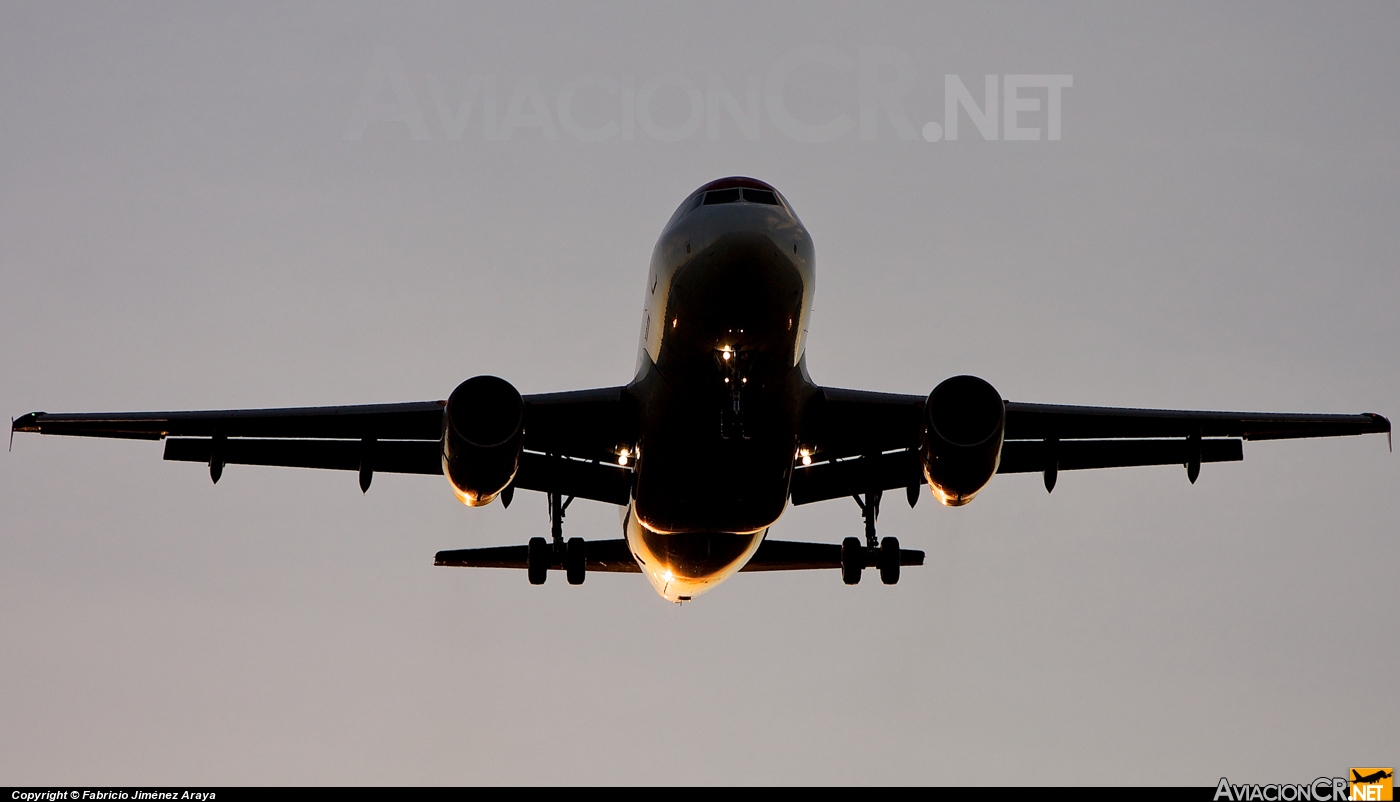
[622,177,818,601]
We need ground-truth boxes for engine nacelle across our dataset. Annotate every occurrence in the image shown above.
[442,375,525,506]
[919,375,1005,506]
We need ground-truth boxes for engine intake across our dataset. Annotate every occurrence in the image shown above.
[920,375,1005,506]
[442,375,524,506]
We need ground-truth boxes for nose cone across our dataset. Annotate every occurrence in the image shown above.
[625,509,764,602]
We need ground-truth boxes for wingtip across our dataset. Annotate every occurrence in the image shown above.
[11,412,42,434]
[8,412,42,450]
[1364,413,1392,452]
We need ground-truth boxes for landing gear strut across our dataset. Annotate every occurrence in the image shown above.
[842,491,901,585]
[549,491,574,545]
[855,490,882,550]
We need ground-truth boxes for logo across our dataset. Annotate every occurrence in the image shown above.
[1215,772,1394,802]
[342,46,1073,144]
[1351,769,1394,801]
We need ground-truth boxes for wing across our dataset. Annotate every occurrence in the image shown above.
[790,387,1390,505]
[12,386,638,504]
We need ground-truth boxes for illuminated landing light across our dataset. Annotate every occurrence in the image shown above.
[672,317,678,329]
[663,570,674,582]
[722,350,732,361]
[618,447,631,467]
[798,448,812,466]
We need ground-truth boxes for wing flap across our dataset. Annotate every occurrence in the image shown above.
[997,438,1243,474]
[163,438,442,474]
[161,439,633,502]
[789,438,1247,504]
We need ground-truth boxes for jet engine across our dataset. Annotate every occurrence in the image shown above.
[442,375,525,506]
[919,375,1005,506]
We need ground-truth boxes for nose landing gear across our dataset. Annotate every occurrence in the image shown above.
[716,345,752,440]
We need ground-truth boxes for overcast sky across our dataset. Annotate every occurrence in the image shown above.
[2,2,1396,785]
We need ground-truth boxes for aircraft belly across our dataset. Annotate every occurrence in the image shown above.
[632,425,791,533]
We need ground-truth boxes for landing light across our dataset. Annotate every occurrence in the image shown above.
[798,448,812,466]
[618,447,630,467]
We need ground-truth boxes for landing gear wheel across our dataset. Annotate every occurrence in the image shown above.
[565,537,586,585]
[879,536,900,585]
[841,536,864,585]
[527,536,550,585]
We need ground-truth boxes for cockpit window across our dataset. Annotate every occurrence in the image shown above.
[702,188,742,205]
[699,187,783,207]
[742,188,780,205]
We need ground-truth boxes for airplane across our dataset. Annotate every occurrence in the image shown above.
[11,176,1391,603]
[1353,770,1393,785]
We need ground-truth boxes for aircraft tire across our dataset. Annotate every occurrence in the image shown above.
[879,536,900,585]
[565,537,586,585]
[841,536,863,585]
[528,536,550,585]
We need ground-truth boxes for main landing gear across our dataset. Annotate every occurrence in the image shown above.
[842,490,901,586]
[528,491,586,586]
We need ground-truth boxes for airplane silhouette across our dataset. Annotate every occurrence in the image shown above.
[11,176,1394,602]
[1353,770,1393,785]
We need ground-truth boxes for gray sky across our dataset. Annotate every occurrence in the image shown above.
[2,2,1396,785]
